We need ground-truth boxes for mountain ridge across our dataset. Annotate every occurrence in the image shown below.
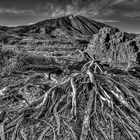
[0,15,107,41]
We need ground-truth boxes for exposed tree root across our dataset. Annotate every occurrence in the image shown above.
[0,122,5,140]
[11,118,23,140]
[1,59,140,140]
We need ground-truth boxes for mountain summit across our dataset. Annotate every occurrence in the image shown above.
[0,15,107,43]
[22,15,106,39]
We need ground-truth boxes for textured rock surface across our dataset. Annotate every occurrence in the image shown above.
[86,27,139,68]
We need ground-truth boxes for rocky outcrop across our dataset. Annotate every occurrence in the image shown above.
[85,27,139,68]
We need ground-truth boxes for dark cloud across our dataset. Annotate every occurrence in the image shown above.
[0,0,139,33]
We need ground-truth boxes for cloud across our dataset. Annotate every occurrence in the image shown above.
[1,0,138,27]
[109,0,139,6]
[39,2,99,19]
[96,19,120,23]
[32,0,123,26]
[36,2,119,24]
[28,22,34,25]
[101,9,115,16]
[123,11,140,18]
[39,0,137,19]
[0,7,35,15]
[110,0,128,6]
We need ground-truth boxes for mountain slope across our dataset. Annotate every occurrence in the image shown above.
[18,15,106,38]
[0,15,107,43]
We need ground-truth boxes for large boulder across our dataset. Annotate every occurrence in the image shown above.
[85,27,140,67]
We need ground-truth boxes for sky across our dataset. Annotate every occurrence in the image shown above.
[0,0,140,33]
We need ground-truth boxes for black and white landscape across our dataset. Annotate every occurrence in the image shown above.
[0,0,140,140]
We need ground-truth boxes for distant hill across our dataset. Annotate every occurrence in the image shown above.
[0,15,107,43]
[17,15,106,39]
